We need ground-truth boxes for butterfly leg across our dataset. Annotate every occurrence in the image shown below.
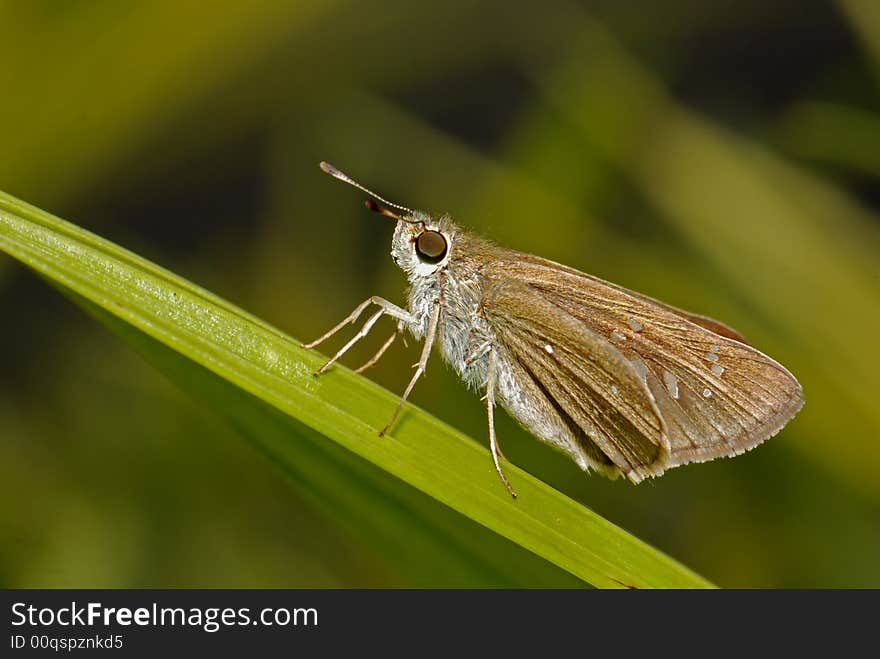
[354,321,404,374]
[302,298,374,350]
[305,297,415,376]
[379,298,440,436]
[464,339,491,367]
[487,348,517,499]
[313,308,384,376]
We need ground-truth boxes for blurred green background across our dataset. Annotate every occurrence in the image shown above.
[1,1,879,588]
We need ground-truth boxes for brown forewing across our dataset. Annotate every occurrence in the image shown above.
[481,253,804,470]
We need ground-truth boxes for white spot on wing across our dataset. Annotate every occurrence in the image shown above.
[544,344,554,355]
[705,351,719,363]
[630,357,648,383]
[711,364,725,377]
[702,387,712,398]
[610,384,619,395]
[627,317,644,332]
[663,370,679,399]
[611,329,626,342]
[710,344,721,353]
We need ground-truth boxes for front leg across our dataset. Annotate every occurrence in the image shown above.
[303,296,415,375]
[355,321,405,374]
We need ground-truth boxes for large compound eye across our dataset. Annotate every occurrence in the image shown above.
[415,230,448,263]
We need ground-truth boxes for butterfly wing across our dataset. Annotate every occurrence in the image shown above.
[481,253,803,472]
[480,277,670,482]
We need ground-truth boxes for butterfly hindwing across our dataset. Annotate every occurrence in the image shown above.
[480,277,670,481]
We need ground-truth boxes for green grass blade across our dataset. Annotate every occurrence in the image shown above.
[61,290,584,588]
[0,190,713,588]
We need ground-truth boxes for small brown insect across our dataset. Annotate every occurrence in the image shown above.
[305,162,804,498]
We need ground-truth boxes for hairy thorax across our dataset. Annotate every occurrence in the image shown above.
[405,230,498,392]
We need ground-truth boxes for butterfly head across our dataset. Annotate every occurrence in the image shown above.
[389,211,456,281]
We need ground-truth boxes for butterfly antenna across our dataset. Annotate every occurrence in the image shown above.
[319,162,415,219]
